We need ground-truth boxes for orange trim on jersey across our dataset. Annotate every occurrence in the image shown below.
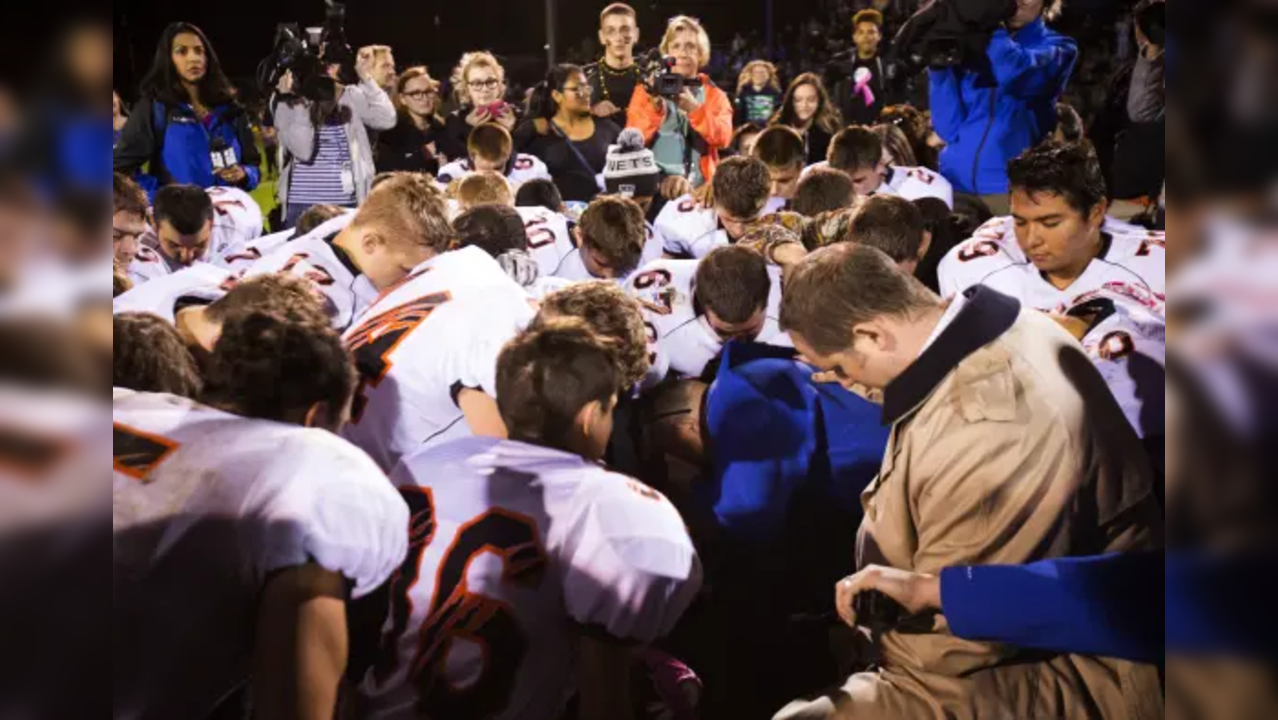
[112,422,180,483]
[345,292,453,424]
[371,266,434,307]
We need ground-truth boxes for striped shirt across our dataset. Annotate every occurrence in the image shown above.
[289,121,356,206]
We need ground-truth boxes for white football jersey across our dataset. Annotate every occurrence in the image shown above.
[1066,284,1167,439]
[517,206,577,278]
[244,229,378,332]
[938,217,1166,313]
[655,195,724,259]
[112,389,408,720]
[358,436,702,720]
[216,210,355,272]
[340,247,535,473]
[886,165,954,209]
[126,235,200,286]
[0,385,107,535]
[206,187,264,258]
[624,259,790,380]
[549,221,665,284]
[112,263,234,323]
[437,154,553,189]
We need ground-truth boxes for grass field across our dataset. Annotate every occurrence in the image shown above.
[250,139,281,233]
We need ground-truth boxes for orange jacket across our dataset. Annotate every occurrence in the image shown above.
[627,76,734,184]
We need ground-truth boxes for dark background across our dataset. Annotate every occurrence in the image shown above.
[110,0,820,100]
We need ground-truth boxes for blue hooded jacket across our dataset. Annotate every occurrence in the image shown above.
[929,18,1078,195]
[113,99,260,199]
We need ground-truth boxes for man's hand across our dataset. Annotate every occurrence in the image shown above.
[660,175,693,201]
[277,71,295,96]
[675,89,702,115]
[355,48,376,83]
[592,100,621,118]
[835,565,942,629]
[215,166,248,186]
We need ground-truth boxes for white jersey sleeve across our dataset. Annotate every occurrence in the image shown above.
[244,231,377,331]
[112,264,235,323]
[518,206,577,278]
[937,217,1024,299]
[126,239,176,286]
[508,154,553,187]
[887,166,954,209]
[654,195,721,258]
[217,210,355,272]
[436,158,474,185]
[206,187,264,257]
[560,472,703,642]
[341,248,535,472]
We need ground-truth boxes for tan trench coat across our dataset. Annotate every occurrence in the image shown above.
[777,288,1166,720]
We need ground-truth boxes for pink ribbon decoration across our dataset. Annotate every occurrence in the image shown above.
[853,67,876,108]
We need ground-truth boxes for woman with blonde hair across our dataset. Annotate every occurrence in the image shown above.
[627,15,734,197]
[376,66,447,175]
[770,72,843,166]
[735,60,783,126]
[440,51,520,160]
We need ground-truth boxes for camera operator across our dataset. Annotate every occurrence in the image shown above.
[114,23,260,195]
[272,48,397,228]
[927,0,1078,210]
[627,16,733,198]
[439,52,520,162]
[585,3,645,128]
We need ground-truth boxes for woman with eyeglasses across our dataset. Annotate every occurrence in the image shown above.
[439,52,520,161]
[514,64,621,204]
[376,67,447,175]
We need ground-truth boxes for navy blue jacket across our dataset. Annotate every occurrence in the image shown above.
[929,18,1077,195]
[113,98,260,197]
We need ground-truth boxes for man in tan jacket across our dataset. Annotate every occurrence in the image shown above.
[774,244,1165,720]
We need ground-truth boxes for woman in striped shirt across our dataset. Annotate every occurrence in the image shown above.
[274,47,399,228]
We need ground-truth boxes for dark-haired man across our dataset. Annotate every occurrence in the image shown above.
[751,126,807,206]
[357,319,700,720]
[806,126,887,198]
[655,156,775,259]
[113,312,408,720]
[793,167,857,217]
[846,195,930,275]
[554,196,661,283]
[939,142,1165,312]
[127,184,214,286]
[515,178,567,215]
[775,243,1163,719]
[625,244,789,381]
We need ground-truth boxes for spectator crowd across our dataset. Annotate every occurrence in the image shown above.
[9,0,1278,718]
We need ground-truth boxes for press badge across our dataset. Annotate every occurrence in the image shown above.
[210,146,238,170]
[340,162,356,196]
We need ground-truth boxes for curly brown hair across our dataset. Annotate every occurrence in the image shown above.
[113,313,203,398]
[535,281,650,390]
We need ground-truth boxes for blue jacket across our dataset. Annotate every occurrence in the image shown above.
[113,99,260,198]
[929,18,1078,195]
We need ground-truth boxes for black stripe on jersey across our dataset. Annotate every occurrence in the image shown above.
[0,426,68,481]
[112,423,178,483]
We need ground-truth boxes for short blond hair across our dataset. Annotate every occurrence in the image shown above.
[661,16,712,69]
[454,172,513,211]
[454,51,506,104]
[352,173,454,253]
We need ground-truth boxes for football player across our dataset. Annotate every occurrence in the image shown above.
[939,142,1165,312]
[437,123,552,190]
[793,167,858,218]
[456,171,580,281]
[217,205,351,272]
[453,203,571,298]
[626,244,790,381]
[515,178,568,215]
[803,126,888,198]
[845,195,931,276]
[553,196,661,283]
[126,184,214,286]
[113,312,409,720]
[751,125,807,207]
[112,173,149,270]
[245,173,452,331]
[356,320,701,720]
[112,312,202,397]
[535,281,652,392]
[655,157,774,259]
[340,240,535,473]
[206,186,264,258]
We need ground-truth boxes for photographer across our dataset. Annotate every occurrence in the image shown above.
[627,15,733,198]
[585,3,645,128]
[273,47,397,228]
[113,23,260,195]
[514,65,621,203]
[927,0,1078,207]
[440,52,520,162]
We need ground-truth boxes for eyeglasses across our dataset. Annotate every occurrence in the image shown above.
[402,90,438,100]
[468,79,501,90]
[562,85,593,97]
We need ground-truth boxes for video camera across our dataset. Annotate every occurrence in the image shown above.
[639,49,702,100]
[892,0,1016,73]
[258,1,353,103]
[1134,0,1165,47]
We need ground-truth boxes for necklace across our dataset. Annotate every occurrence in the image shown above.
[596,57,641,104]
